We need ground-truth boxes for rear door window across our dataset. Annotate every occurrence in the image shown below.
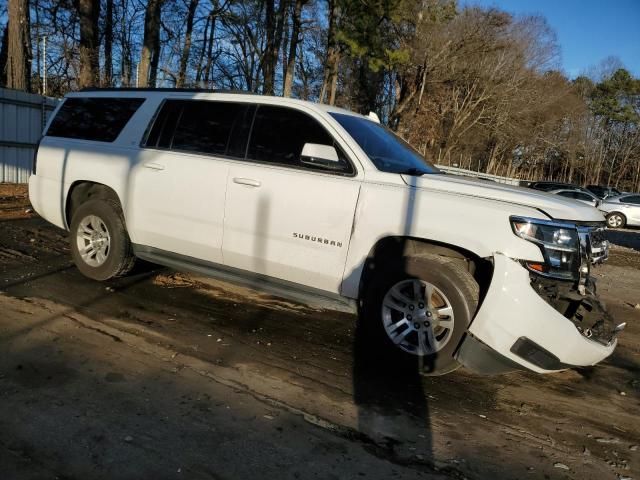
[47,97,145,142]
[145,100,253,158]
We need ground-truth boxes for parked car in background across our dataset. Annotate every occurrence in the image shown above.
[527,181,594,197]
[599,194,640,228]
[549,189,600,207]
[29,88,620,376]
[586,185,622,199]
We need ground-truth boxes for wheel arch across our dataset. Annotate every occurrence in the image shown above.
[357,236,493,302]
[65,181,123,229]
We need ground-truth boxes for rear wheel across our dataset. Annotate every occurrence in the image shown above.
[362,254,479,375]
[70,199,136,280]
[606,212,626,229]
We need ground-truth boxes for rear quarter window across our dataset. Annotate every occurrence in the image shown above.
[46,97,145,142]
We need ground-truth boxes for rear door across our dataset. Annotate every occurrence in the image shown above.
[128,99,253,263]
[222,105,361,293]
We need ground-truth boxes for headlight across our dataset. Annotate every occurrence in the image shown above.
[510,216,580,280]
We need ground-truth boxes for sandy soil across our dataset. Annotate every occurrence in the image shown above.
[0,184,34,221]
[0,197,638,479]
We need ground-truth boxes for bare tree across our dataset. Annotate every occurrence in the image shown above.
[139,0,163,87]
[11,0,640,191]
[194,9,213,83]
[77,0,100,88]
[262,0,288,94]
[176,0,200,87]
[103,0,114,86]
[0,24,8,86]
[6,0,32,91]
[319,0,339,104]
[282,0,306,97]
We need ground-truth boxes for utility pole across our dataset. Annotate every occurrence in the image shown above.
[42,36,47,96]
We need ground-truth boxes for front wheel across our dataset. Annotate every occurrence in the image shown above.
[69,199,136,281]
[361,254,479,375]
[606,212,626,229]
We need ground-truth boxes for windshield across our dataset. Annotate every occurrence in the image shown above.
[330,113,440,175]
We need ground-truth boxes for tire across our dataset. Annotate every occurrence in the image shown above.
[606,212,626,229]
[361,253,479,375]
[69,199,136,281]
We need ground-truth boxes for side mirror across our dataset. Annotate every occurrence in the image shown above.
[300,143,345,171]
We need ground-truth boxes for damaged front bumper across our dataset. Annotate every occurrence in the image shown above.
[457,253,619,374]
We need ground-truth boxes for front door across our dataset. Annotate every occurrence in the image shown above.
[222,105,361,293]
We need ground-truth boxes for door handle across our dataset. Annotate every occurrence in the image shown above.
[233,177,261,187]
[143,162,165,171]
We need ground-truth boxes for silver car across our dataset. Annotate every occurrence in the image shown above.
[549,189,601,208]
[599,194,640,228]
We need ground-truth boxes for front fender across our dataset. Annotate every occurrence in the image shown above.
[340,182,545,298]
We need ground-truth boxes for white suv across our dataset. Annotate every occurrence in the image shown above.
[29,89,621,375]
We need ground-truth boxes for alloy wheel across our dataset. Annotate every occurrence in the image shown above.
[76,215,111,267]
[381,279,455,356]
[607,214,623,228]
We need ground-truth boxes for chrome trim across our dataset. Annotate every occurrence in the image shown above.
[510,216,577,230]
[577,225,609,294]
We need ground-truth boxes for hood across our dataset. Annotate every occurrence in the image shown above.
[401,173,605,223]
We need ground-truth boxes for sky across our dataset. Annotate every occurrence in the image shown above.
[462,0,640,78]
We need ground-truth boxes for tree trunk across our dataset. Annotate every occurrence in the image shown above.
[103,0,114,86]
[280,8,289,88]
[139,0,163,87]
[77,0,101,88]
[195,12,211,83]
[6,0,32,91]
[282,0,305,97]
[202,15,216,84]
[296,47,311,100]
[176,0,199,87]
[120,0,132,85]
[0,24,8,87]
[262,0,288,95]
[320,0,339,105]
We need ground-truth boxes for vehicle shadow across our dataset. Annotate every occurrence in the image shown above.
[352,315,433,453]
[351,174,435,465]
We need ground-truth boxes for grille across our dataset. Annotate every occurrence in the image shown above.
[588,227,609,264]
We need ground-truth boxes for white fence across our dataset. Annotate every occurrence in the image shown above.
[436,165,523,186]
[0,88,59,183]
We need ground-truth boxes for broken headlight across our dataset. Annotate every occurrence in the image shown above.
[510,216,580,281]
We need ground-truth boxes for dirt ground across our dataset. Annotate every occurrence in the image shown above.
[0,185,639,480]
[0,184,34,221]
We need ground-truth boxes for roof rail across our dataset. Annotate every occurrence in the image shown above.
[79,87,259,95]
